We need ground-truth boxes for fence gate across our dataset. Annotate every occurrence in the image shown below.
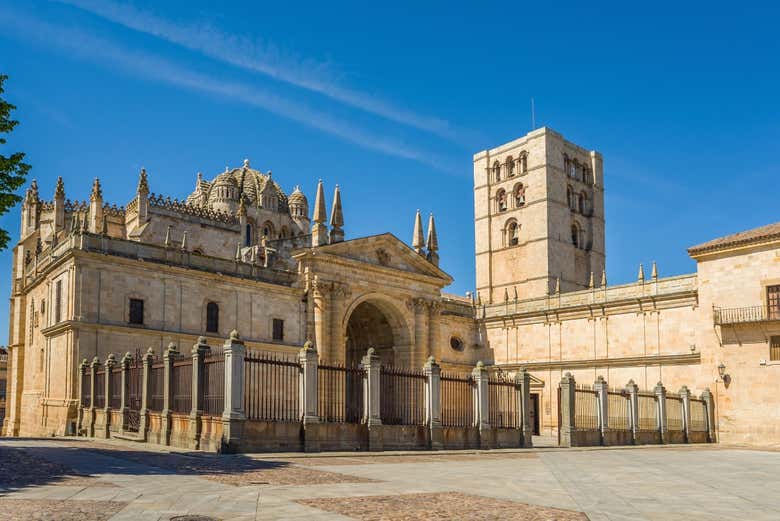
[125,350,143,432]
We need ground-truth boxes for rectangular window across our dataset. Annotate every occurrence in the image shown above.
[768,285,780,320]
[272,318,284,342]
[129,298,144,325]
[54,280,62,323]
[771,336,780,362]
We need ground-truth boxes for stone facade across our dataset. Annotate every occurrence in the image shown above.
[5,129,780,446]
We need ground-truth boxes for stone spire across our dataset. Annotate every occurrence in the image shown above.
[412,209,425,255]
[588,271,595,289]
[136,168,149,196]
[54,176,65,200]
[90,178,102,202]
[651,261,658,280]
[329,185,344,244]
[89,178,103,234]
[426,213,439,266]
[311,179,328,247]
[53,177,65,232]
[601,270,607,287]
[638,263,645,282]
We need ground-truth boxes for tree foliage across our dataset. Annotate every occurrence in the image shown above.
[0,74,30,250]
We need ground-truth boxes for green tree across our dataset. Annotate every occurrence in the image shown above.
[0,74,30,250]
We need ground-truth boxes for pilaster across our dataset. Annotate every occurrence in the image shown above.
[221,330,246,453]
[424,356,442,450]
[558,372,576,447]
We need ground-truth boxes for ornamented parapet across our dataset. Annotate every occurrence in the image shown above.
[64,199,89,212]
[148,193,238,225]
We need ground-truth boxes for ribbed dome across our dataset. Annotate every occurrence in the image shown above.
[288,185,307,206]
[189,161,289,212]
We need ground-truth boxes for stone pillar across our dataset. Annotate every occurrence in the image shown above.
[312,279,330,362]
[679,385,691,443]
[119,352,132,434]
[516,368,533,447]
[654,381,667,443]
[161,343,178,446]
[472,361,490,448]
[700,388,716,443]
[139,348,153,440]
[558,372,576,447]
[361,347,382,451]
[89,356,99,437]
[424,356,442,450]
[594,375,608,445]
[77,359,88,435]
[427,302,441,367]
[299,341,320,452]
[413,299,429,368]
[221,330,246,453]
[626,379,639,445]
[102,354,116,438]
[189,337,210,450]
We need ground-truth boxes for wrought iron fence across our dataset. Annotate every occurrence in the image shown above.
[148,362,165,412]
[689,398,708,432]
[125,356,143,432]
[318,363,364,423]
[607,390,631,430]
[201,352,225,416]
[244,351,300,422]
[574,386,599,430]
[666,395,684,432]
[487,376,518,428]
[380,365,426,426]
[109,367,122,409]
[637,392,658,431]
[94,369,105,409]
[171,356,193,413]
[714,305,780,325]
[80,370,91,407]
[441,372,474,427]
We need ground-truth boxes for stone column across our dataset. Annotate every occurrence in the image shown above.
[700,388,716,443]
[679,385,691,443]
[161,343,178,446]
[102,354,116,438]
[558,372,576,447]
[516,368,533,447]
[427,302,441,367]
[472,361,490,448]
[189,337,210,450]
[413,299,429,368]
[594,375,608,445]
[77,359,88,435]
[89,356,99,437]
[312,279,330,362]
[424,356,442,450]
[139,347,153,440]
[626,379,639,444]
[221,330,246,453]
[299,341,320,452]
[654,381,667,443]
[361,347,382,451]
[119,352,132,434]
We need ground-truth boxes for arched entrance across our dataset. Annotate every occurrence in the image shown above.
[344,297,410,366]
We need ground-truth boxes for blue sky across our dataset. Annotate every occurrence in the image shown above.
[1,1,778,342]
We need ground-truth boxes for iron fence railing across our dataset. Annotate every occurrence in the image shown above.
[201,353,224,416]
[80,371,91,407]
[380,365,426,426]
[666,395,684,432]
[487,376,518,428]
[244,351,300,422]
[148,362,165,412]
[714,305,780,325]
[317,363,364,423]
[441,372,474,427]
[574,386,599,430]
[171,357,193,413]
[689,398,708,432]
[94,370,105,409]
[109,367,122,409]
[607,390,631,430]
[637,392,658,431]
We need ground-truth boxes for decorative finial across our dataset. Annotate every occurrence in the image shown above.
[651,261,658,280]
[243,158,250,168]
[554,276,561,294]
[588,271,594,289]
[426,213,438,252]
[504,287,509,302]
[235,242,242,261]
[180,230,188,250]
[412,209,424,254]
[313,179,327,224]
[54,176,65,199]
[229,329,240,340]
[90,178,102,202]
[601,270,607,287]
[329,184,344,243]
[513,286,518,301]
[164,225,172,247]
[638,263,645,282]
[137,168,149,196]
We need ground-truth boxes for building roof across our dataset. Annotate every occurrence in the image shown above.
[688,221,780,257]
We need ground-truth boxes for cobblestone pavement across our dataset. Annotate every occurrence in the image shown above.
[2,438,780,520]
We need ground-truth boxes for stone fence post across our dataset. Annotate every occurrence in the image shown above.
[654,381,667,443]
[102,354,116,437]
[162,343,178,445]
[221,330,246,453]
[700,388,716,443]
[594,375,608,445]
[119,352,132,434]
[679,385,691,443]
[626,379,639,444]
[558,372,576,447]
[89,356,99,437]
[361,348,382,451]
[424,356,442,450]
[139,348,154,440]
[189,337,210,450]
[77,359,88,434]
[472,361,490,448]
[299,341,319,425]
[516,368,533,447]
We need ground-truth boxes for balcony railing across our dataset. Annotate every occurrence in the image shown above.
[714,305,780,326]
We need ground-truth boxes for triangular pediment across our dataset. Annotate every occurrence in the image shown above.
[294,233,452,285]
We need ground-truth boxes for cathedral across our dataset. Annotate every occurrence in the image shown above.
[4,127,780,445]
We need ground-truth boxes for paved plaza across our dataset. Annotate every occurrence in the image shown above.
[0,438,779,520]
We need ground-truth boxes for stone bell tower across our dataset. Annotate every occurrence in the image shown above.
[473,127,606,304]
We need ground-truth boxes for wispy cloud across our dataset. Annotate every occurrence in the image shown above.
[58,0,463,142]
[0,7,460,173]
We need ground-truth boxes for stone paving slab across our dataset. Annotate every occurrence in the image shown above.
[0,499,127,521]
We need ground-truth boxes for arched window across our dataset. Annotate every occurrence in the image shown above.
[521,154,528,173]
[507,220,519,246]
[245,224,252,246]
[493,161,501,182]
[514,183,526,207]
[567,185,575,210]
[578,192,587,214]
[506,156,515,177]
[496,189,507,212]
[570,160,578,178]
[262,221,275,239]
[571,223,580,248]
[206,302,219,333]
[563,155,570,176]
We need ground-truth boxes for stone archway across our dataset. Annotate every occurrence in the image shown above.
[344,297,411,367]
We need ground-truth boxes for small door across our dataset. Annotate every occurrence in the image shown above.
[530,393,540,435]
